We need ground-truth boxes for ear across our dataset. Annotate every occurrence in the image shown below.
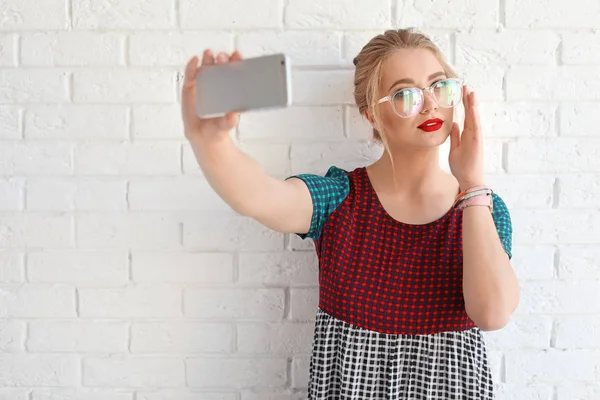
[364,109,376,129]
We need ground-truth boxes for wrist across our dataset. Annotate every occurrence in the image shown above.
[459,180,486,191]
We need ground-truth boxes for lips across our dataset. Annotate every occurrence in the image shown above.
[418,118,444,132]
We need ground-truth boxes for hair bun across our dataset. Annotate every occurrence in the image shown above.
[352,56,359,66]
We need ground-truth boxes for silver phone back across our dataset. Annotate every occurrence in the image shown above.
[195,53,292,118]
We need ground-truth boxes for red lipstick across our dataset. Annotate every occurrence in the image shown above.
[418,118,444,132]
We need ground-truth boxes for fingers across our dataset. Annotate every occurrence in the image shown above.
[230,50,244,62]
[201,49,215,66]
[449,122,461,151]
[469,90,482,140]
[216,51,229,64]
[182,56,199,90]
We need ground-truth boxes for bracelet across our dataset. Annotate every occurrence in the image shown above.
[456,193,494,212]
[454,185,494,212]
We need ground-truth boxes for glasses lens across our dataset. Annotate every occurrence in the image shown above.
[392,88,423,117]
[433,79,462,108]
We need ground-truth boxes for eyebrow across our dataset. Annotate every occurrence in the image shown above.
[388,71,446,92]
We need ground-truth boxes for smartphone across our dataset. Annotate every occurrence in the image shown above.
[195,53,292,119]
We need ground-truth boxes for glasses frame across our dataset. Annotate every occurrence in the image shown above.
[377,78,465,118]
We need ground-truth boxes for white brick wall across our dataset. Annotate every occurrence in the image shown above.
[0,0,599,398]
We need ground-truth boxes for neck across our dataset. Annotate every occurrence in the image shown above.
[370,145,446,194]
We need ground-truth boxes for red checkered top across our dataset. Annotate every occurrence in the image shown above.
[290,166,513,335]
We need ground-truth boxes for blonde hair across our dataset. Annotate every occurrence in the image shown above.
[353,28,458,149]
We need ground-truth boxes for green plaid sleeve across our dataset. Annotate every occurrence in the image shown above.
[491,193,513,259]
[286,166,350,240]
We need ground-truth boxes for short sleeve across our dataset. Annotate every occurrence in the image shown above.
[286,166,350,241]
[491,193,513,259]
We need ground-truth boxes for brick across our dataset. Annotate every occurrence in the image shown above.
[0,320,25,352]
[28,321,127,352]
[0,389,28,400]
[292,70,354,105]
[459,66,504,101]
[558,175,600,208]
[562,32,600,64]
[0,178,23,211]
[72,70,175,103]
[76,213,180,249]
[129,32,232,66]
[131,322,233,353]
[285,0,391,29]
[74,142,180,175]
[511,210,600,244]
[507,67,600,101]
[128,177,231,211]
[237,322,313,354]
[398,0,498,28]
[290,141,382,175]
[0,142,71,175]
[83,356,185,387]
[0,105,21,139]
[0,70,69,103]
[290,234,315,251]
[0,284,75,317]
[558,246,600,279]
[0,214,72,248]
[555,316,600,349]
[507,139,600,173]
[0,355,79,386]
[510,245,555,280]
[72,0,174,29]
[477,102,556,138]
[517,280,600,315]
[21,32,123,66]
[289,288,318,321]
[137,392,235,400]
[346,106,372,141]
[184,288,285,321]
[485,176,554,209]
[0,0,67,30]
[25,105,128,139]
[456,31,558,66]
[482,316,551,349]
[0,251,24,282]
[343,30,452,66]
[237,32,341,66]
[557,384,600,400]
[32,391,134,400]
[27,250,128,283]
[183,214,285,251]
[241,392,307,400]
[494,385,554,400]
[291,356,310,389]
[0,34,16,66]
[26,178,126,211]
[237,252,318,285]
[186,358,287,388]
[78,285,181,318]
[505,350,600,384]
[560,103,600,136]
[180,0,282,29]
[131,252,234,283]
[131,105,183,139]
[506,0,600,28]
[237,142,291,179]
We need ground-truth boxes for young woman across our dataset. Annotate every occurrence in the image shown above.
[181,28,519,399]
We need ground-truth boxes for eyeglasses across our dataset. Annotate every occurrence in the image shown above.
[377,78,464,118]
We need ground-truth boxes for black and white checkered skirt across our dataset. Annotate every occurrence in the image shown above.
[308,308,494,400]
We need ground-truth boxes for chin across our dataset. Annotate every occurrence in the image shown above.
[415,127,451,147]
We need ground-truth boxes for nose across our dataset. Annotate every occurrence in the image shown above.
[420,90,438,114]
